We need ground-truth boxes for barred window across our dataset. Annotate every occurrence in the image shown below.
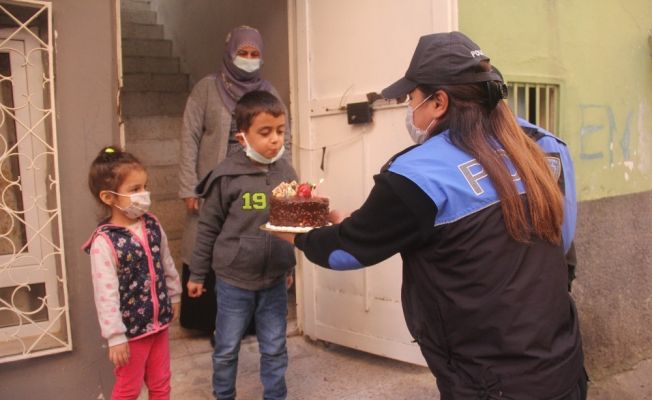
[506,81,560,134]
[0,1,70,363]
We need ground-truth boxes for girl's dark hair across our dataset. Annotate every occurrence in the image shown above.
[420,62,563,245]
[88,146,144,210]
[234,90,285,132]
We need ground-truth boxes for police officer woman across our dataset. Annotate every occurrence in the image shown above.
[275,31,587,399]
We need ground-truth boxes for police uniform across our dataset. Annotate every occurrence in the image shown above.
[295,127,585,399]
[294,30,586,399]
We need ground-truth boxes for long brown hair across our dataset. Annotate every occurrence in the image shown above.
[421,71,563,244]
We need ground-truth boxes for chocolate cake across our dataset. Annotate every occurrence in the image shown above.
[268,181,329,228]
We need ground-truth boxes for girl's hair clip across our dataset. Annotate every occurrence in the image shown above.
[100,146,119,162]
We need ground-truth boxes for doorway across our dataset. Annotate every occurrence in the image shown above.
[117,0,295,334]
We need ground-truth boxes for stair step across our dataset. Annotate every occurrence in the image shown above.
[149,198,185,239]
[121,9,157,24]
[123,56,180,74]
[122,22,164,40]
[121,91,187,117]
[121,0,151,12]
[126,137,180,167]
[123,73,188,92]
[123,115,182,141]
[120,0,185,260]
[122,38,172,57]
[145,165,180,199]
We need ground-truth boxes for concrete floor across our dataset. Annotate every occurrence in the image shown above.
[164,327,438,400]
[139,290,439,399]
[137,321,652,400]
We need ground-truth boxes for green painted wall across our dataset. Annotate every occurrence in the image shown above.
[459,1,652,201]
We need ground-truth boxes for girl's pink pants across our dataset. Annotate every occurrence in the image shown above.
[112,328,171,400]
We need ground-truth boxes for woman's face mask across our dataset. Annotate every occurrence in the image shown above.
[233,56,261,73]
[405,94,435,144]
[109,191,151,219]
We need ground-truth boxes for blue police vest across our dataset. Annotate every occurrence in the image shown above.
[388,130,526,227]
[517,118,577,252]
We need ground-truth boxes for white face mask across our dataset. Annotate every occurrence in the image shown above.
[110,190,151,219]
[239,133,285,164]
[233,56,261,73]
[405,94,435,144]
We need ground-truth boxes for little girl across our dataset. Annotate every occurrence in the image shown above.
[82,146,181,400]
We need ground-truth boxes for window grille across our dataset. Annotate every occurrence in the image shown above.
[0,0,71,363]
[506,81,560,134]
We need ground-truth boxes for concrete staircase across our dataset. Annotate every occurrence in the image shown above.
[120,0,188,263]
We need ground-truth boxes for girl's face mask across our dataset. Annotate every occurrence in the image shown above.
[109,191,151,219]
[405,94,435,144]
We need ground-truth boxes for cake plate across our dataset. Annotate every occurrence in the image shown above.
[260,222,330,233]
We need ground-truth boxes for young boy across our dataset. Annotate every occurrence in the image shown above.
[187,90,297,400]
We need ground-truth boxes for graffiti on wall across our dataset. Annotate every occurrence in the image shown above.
[579,104,634,166]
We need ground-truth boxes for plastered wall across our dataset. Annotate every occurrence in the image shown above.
[0,1,119,399]
[460,0,652,202]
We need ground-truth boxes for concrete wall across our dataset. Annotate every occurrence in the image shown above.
[0,1,119,399]
[459,0,652,380]
[151,0,290,107]
[575,191,652,378]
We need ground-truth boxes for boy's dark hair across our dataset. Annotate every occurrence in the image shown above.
[88,146,144,205]
[234,90,285,133]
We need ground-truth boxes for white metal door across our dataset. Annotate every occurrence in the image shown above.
[289,0,457,365]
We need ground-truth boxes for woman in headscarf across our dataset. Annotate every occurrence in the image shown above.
[178,25,291,335]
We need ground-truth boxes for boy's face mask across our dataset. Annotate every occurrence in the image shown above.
[239,133,285,164]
